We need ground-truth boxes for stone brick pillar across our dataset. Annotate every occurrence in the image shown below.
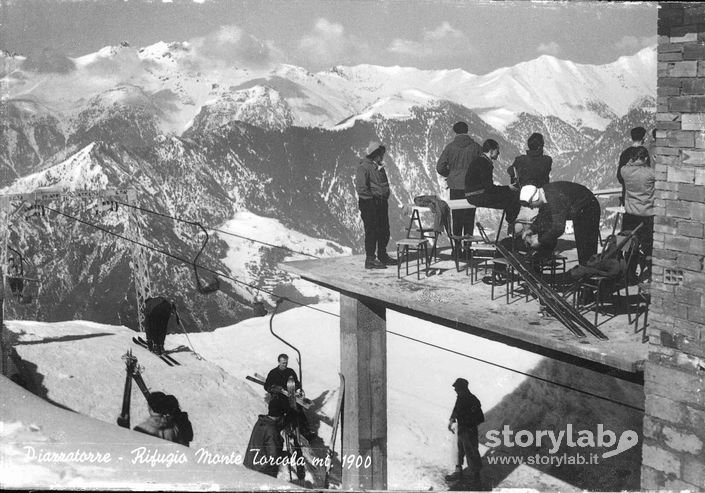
[642,3,705,490]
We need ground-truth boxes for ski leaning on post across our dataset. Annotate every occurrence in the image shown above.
[477,222,608,340]
[132,336,181,366]
[324,373,345,489]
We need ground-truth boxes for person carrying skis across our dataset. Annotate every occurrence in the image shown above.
[264,353,301,399]
[447,378,484,485]
[133,391,193,446]
[144,297,176,355]
[264,354,315,441]
[244,398,288,478]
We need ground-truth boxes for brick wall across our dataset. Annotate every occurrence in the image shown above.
[643,3,705,490]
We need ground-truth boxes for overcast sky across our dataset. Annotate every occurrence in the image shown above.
[2,0,657,75]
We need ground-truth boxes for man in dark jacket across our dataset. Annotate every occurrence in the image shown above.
[356,141,396,269]
[244,398,288,478]
[518,182,601,265]
[144,297,176,355]
[508,132,552,189]
[264,354,301,398]
[437,121,481,236]
[264,354,314,440]
[617,127,649,206]
[447,378,484,484]
[465,139,520,227]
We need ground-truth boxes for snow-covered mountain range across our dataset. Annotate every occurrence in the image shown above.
[0,41,656,330]
[3,42,655,134]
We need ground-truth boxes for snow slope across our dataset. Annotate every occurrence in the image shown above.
[0,373,292,490]
[2,302,571,490]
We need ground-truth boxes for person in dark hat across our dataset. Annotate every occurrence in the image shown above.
[244,397,288,478]
[134,391,193,446]
[447,378,484,484]
[437,121,481,236]
[355,140,397,269]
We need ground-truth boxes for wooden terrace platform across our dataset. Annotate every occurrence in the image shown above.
[283,248,648,378]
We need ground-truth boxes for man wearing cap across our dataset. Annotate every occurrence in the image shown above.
[447,378,484,484]
[355,141,397,269]
[437,121,481,237]
[517,181,601,265]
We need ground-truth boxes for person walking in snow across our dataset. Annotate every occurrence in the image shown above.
[134,391,193,446]
[507,132,552,189]
[355,141,397,269]
[244,398,288,478]
[447,378,484,485]
[436,121,482,237]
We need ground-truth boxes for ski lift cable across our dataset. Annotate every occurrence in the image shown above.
[385,329,645,413]
[112,200,320,259]
[41,205,338,318]
[41,205,644,412]
[269,298,303,387]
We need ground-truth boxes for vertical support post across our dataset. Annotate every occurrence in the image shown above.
[124,190,151,332]
[340,294,387,490]
[0,195,8,377]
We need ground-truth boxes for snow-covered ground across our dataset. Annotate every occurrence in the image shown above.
[0,301,583,491]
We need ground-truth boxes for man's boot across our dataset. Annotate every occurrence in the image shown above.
[445,465,463,481]
[365,257,387,269]
[378,253,398,265]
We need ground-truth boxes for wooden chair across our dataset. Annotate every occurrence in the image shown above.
[573,231,641,327]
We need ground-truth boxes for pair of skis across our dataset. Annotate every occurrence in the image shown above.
[478,222,608,340]
[117,350,152,428]
[132,336,181,366]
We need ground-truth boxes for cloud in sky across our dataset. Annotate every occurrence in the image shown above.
[387,22,472,59]
[537,41,561,56]
[189,25,274,67]
[615,35,657,53]
[296,18,370,67]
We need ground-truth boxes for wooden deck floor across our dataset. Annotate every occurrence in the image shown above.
[283,249,647,378]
